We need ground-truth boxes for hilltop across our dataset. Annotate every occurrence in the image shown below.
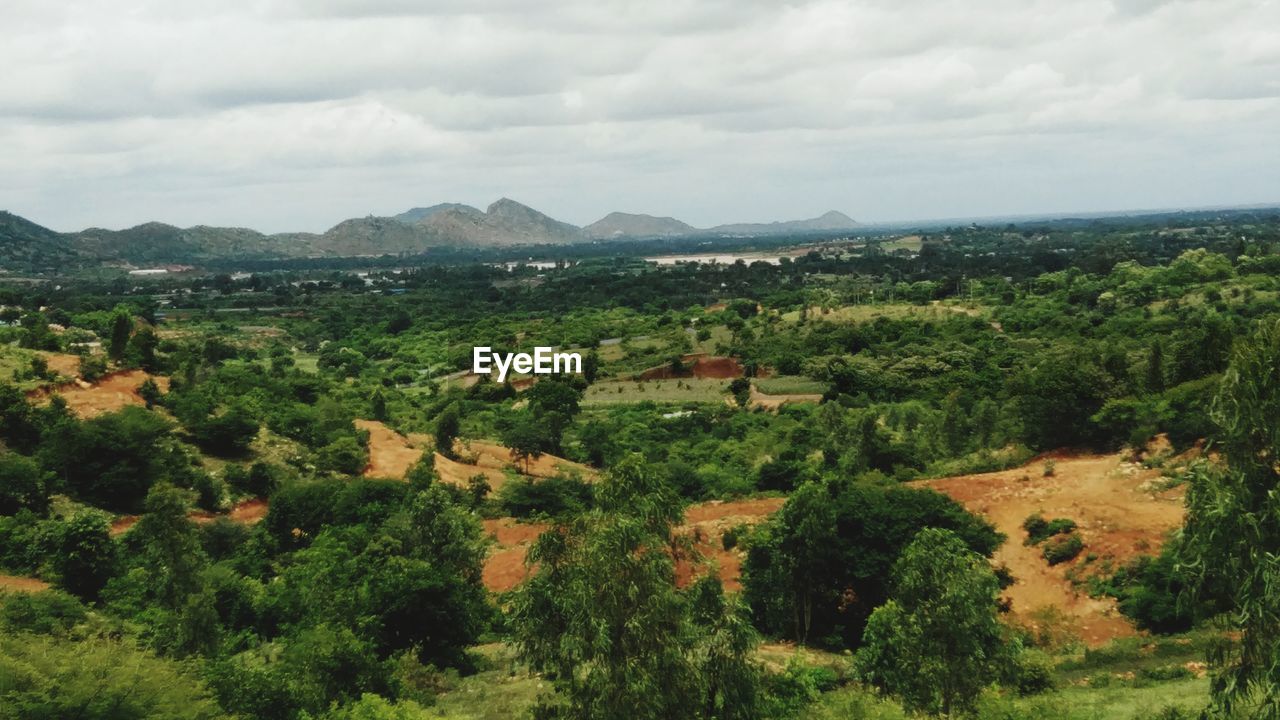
[0,200,860,269]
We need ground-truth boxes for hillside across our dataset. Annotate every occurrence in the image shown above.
[583,211,698,238]
[709,210,859,235]
[0,210,79,269]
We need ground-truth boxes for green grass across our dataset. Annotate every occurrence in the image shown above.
[778,303,989,325]
[754,376,828,395]
[430,644,548,720]
[0,344,59,390]
[581,378,730,406]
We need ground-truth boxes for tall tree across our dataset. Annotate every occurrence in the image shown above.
[512,456,760,720]
[108,308,132,361]
[855,528,1011,717]
[1182,319,1280,718]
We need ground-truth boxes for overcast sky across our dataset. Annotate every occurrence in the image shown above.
[2,0,1278,233]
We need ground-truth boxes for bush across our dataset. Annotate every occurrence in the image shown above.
[497,474,593,519]
[1009,649,1056,695]
[1042,533,1085,565]
[1022,513,1077,545]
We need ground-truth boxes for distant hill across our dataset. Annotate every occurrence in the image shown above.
[0,201,860,269]
[417,198,584,247]
[583,212,698,239]
[581,209,859,240]
[0,211,79,270]
[709,210,859,235]
[392,203,480,224]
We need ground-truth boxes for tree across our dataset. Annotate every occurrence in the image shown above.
[1181,319,1280,718]
[855,528,1011,716]
[511,456,760,720]
[130,483,207,610]
[51,512,116,601]
[1146,340,1166,393]
[0,452,50,515]
[434,403,460,459]
[108,308,132,361]
[742,481,1002,648]
[370,388,388,421]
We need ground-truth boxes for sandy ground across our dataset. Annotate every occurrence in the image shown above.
[355,419,425,479]
[480,496,786,593]
[27,369,170,419]
[747,384,823,411]
[915,451,1185,646]
[0,574,51,593]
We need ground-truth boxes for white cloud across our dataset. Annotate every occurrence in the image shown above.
[1,0,1278,232]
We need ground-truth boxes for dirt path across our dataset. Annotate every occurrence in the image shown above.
[0,574,51,593]
[110,497,268,536]
[747,384,822,411]
[915,451,1185,646]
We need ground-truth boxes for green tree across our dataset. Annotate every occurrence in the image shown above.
[0,452,50,515]
[855,528,1010,716]
[434,403,460,459]
[511,456,759,720]
[1146,340,1166,393]
[51,512,116,601]
[108,308,132,361]
[1182,319,1280,718]
[130,483,207,609]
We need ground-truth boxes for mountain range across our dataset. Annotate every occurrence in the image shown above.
[0,200,859,268]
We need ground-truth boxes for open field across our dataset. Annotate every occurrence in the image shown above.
[583,377,731,406]
[916,451,1185,646]
[0,574,51,593]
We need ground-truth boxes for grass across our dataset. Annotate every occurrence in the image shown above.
[778,303,989,325]
[754,376,828,395]
[430,644,548,720]
[0,344,58,391]
[581,377,730,407]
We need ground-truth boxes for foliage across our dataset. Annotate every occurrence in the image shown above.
[855,528,1012,716]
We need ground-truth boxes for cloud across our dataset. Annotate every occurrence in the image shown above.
[1,0,1278,232]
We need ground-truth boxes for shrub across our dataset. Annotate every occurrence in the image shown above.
[1043,534,1085,565]
[1009,649,1056,695]
[1022,513,1077,545]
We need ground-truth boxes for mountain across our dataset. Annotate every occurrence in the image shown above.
[0,202,860,269]
[583,212,697,239]
[708,210,859,235]
[416,198,584,247]
[68,222,312,263]
[392,203,480,224]
[0,211,79,270]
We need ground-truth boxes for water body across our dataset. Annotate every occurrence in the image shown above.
[642,253,786,266]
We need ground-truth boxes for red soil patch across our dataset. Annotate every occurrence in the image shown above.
[479,497,785,594]
[637,354,747,381]
[38,352,82,378]
[747,384,823,411]
[481,518,551,592]
[27,369,170,419]
[915,451,1185,646]
[355,419,425,479]
[111,497,268,537]
[0,574,51,593]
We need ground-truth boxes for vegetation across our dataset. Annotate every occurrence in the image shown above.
[0,211,1278,717]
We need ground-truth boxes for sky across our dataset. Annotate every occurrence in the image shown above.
[2,0,1279,234]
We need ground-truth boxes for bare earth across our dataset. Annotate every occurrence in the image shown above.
[0,574,51,593]
[915,451,1185,646]
[480,496,786,593]
[27,369,170,419]
[747,384,823,411]
[355,419,424,479]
